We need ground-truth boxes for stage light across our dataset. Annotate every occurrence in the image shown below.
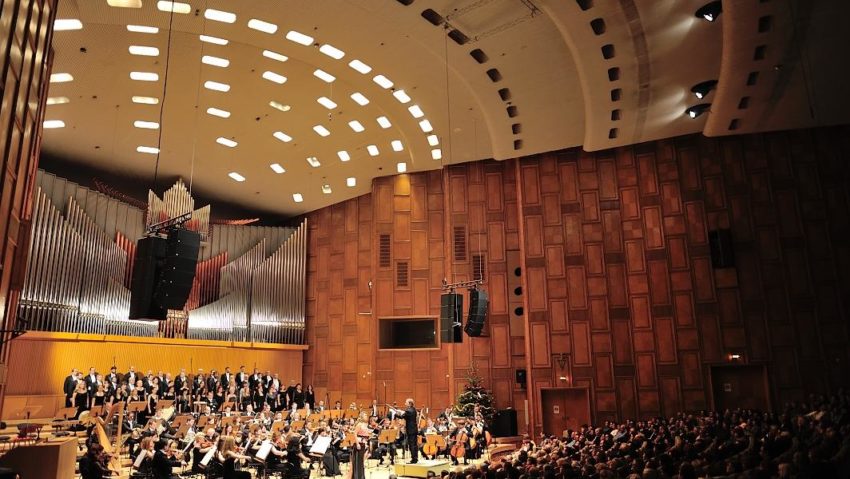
[685,103,711,119]
[691,80,718,99]
[695,1,722,22]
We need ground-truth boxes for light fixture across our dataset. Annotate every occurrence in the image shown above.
[337,151,351,162]
[313,125,331,137]
[216,137,238,148]
[408,105,424,118]
[137,146,159,154]
[273,131,292,142]
[348,120,365,132]
[133,120,159,129]
[319,44,345,59]
[293,193,304,203]
[107,0,142,7]
[685,103,711,119]
[306,157,321,168]
[204,8,236,23]
[317,97,337,109]
[418,119,433,133]
[50,73,73,83]
[373,74,393,89]
[130,71,159,81]
[204,80,230,92]
[391,140,403,152]
[47,96,70,105]
[348,59,372,74]
[397,162,407,173]
[127,25,159,34]
[376,116,392,129]
[431,148,442,160]
[157,1,191,14]
[286,30,314,46]
[695,1,722,22]
[346,177,356,187]
[269,101,291,112]
[350,93,369,106]
[129,45,159,56]
[322,184,332,194]
[202,55,230,68]
[228,172,246,182]
[426,134,439,146]
[132,96,159,104]
[270,163,285,174]
[262,71,287,84]
[367,145,379,156]
[313,69,335,83]
[248,19,278,33]
[206,107,230,118]
[393,90,411,103]
[691,80,718,99]
[43,120,65,129]
[54,19,83,31]
[262,50,288,62]
[199,35,228,45]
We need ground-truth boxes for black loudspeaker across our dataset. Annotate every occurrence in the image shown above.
[153,229,200,310]
[516,369,527,388]
[129,236,168,320]
[709,229,735,268]
[440,293,463,343]
[492,409,518,437]
[464,289,488,337]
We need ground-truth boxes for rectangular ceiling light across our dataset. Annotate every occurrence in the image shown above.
[348,120,365,133]
[393,90,411,103]
[408,105,424,118]
[313,125,331,137]
[431,148,442,160]
[134,120,159,129]
[216,137,238,148]
[132,96,159,104]
[108,0,143,7]
[199,35,228,45]
[376,116,392,129]
[157,1,191,14]
[129,45,159,56]
[319,44,345,59]
[427,134,439,146]
[50,73,73,83]
[270,163,285,174]
[130,71,159,81]
[350,92,369,106]
[43,120,65,129]
[206,107,230,118]
[419,119,433,133]
[262,50,288,62]
[248,19,278,34]
[262,71,287,84]
[391,140,403,152]
[367,145,379,156]
[202,55,230,68]
[286,30,313,46]
[397,162,407,173]
[54,19,83,31]
[337,150,351,162]
[137,146,159,154]
[346,177,356,187]
[47,96,70,105]
[373,74,393,89]
[348,59,372,74]
[317,97,337,109]
[269,101,290,112]
[204,80,230,92]
[204,8,236,23]
[127,25,158,33]
[306,157,321,168]
[273,131,292,142]
[322,184,332,194]
[293,193,304,203]
[228,172,246,182]
[313,69,335,83]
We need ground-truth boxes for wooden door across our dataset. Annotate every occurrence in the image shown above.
[540,388,590,436]
[711,365,770,412]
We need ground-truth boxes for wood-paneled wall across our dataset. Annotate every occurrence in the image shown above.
[0,0,57,415]
[304,127,850,434]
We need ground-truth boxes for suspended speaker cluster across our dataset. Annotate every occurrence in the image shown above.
[439,287,489,343]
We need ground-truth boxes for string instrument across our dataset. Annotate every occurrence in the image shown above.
[451,430,467,459]
[339,432,357,448]
[94,417,122,474]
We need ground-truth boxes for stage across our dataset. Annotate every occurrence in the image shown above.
[392,459,455,478]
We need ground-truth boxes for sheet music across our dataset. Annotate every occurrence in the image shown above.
[200,446,217,466]
[255,440,273,461]
[310,436,331,455]
[134,451,148,468]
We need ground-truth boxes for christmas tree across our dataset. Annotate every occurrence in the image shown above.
[453,364,496,423]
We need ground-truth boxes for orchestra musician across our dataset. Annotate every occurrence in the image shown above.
[218,435,252,479]
[285,434,311,479]
[389,398,420,464]
[151,439,183,479]
[79,442,110,479]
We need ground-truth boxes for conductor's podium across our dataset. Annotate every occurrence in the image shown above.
[0,437,77,479]
[393,459,454,478]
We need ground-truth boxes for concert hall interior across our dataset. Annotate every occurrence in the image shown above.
[1,1,849,478]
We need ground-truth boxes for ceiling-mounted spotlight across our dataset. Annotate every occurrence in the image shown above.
[695,1,722,22]
[685,103,711,119]
[691,80,718,99]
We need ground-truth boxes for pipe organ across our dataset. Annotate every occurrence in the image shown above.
[16,171,307,344]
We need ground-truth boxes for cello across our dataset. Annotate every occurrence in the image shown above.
[450,428,467,460]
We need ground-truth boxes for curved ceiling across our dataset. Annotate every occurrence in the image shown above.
[42,0,850,217]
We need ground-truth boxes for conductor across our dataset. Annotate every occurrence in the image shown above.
[402,398,419,464]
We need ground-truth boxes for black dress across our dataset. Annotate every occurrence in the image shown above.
[223,456,251,479]
[286,446,307,479]
[74,391,88,418]
[305,391,316,409]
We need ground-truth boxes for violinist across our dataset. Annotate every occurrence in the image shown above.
[134,436,155,473]
[79,442,110,479]
[218,435,252,479]
[151,439,182,479]
[285,434,311,479]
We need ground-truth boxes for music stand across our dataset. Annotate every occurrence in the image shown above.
[127,401,147,415]
[156,400,174,411]
[328,410,341,420]
[220,416,236,428]
[89,405,106,418]
[14,405,43,440]
[280,411,290,420]
[171,415,190,430]
[105,401,124,426]
[290,420,305,431]
[307,413,322,424]
[220,401,235,411]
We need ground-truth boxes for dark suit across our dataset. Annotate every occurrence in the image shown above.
[151,449,178,479]
[236,372,247,388]
[221,373,232,390]
[63,375,77,407]
[85,374,98,397]
[125,372,137,386]
[174,376,187,393]
[403,407,418,463]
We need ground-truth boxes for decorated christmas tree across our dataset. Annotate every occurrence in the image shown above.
[453,364,496,423]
